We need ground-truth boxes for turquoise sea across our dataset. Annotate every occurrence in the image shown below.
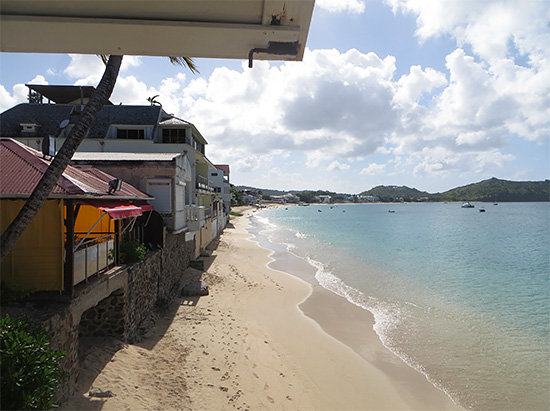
[251,202,550,410]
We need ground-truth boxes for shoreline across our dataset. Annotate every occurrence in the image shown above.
[248,207,461,410]
[61,206,461,410]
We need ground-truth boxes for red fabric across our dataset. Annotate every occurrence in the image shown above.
[80,200,143,220]
[134,200,154,212]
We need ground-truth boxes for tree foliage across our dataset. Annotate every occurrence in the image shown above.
[360,178,550,202]
[1,315,67,410]
[119,240,147,263]
[231,187,244,206]
[431,178,550,202]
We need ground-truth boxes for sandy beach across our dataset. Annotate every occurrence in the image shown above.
[61,207,460,410]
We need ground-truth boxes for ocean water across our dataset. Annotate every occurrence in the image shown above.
[250,202,550,410]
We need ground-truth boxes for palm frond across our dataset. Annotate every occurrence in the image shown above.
[98,54,109,66]
[98,55,198,73]
[169,57,200,74]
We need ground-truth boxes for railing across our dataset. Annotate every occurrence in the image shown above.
[185,205,212,231]
[196,175,215,192]
[73,233,115,285]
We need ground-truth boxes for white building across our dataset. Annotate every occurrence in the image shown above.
[0,85,226,256]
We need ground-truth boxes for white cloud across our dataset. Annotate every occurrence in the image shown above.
[0,75,49,111]
[316,0,366,14]
[85,44,541,181]
[64,54,104,84]
[360,163,387,175]
[0,85,20,112]
[28,75,48,85]
[121,56,142,72]
[385,0,550,64]
[327,160,351,171]
[393,65,447,107]
[2,0,546,191]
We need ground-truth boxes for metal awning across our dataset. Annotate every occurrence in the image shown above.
[80,200,150,220]
[134,200,154,212]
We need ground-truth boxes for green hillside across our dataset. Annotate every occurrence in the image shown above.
[360,178,549,202]
[432,178,550,202]
[239,178,549,203]
[359,185,431,202]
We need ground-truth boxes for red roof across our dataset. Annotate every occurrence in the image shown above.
[215,164,230,174]
[0,138,151,200]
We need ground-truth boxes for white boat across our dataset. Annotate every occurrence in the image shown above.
[461,202,475,208]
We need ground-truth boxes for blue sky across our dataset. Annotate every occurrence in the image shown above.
[1,0,549,194]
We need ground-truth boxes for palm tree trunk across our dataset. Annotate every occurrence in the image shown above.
[0,55,123,262]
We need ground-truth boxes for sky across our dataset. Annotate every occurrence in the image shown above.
[0,0,549,194]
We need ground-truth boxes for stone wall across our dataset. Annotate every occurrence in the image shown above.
[125,250,161,342]
[41,307,80,404]
[12,232,198,405]
[159,232,195,303]
[79,289,126,339]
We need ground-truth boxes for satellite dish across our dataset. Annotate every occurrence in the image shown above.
[60,119,70,128]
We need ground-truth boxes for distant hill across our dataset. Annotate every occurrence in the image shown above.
[432,178,550,202]
[237,178,549,203]
[360,178,549,202]
[359,185,430,202]
[236,186,287,197]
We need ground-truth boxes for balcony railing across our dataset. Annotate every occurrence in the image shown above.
[73,233,115,285]
[185,205,212,231]
[196,175,215,192]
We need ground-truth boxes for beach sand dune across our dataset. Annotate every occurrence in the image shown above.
[61,208,460,410]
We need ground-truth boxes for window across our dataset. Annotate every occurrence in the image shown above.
[162,128,187,143]
[117,128,145,139]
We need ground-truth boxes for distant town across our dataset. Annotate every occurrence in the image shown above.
[234,177,550,205]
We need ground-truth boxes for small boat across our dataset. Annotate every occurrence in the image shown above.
[461,202,475,208]
[479,208,486,212]
[388,210,395,213]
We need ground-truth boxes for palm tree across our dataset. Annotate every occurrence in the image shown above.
[0,55,198,262]
[147,95,161,106]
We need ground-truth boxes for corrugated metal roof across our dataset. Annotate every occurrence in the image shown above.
[0,138,152,200]
[71,152,183,161]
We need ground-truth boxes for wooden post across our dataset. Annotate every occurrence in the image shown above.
[64,200,75,296]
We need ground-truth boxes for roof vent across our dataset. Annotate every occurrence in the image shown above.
[108,178,122,194]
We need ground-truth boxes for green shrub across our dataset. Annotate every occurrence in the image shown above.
[0,315,67,410]
[120,240,146,263]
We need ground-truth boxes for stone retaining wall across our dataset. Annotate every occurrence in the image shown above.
[24,232,197,404]
[159,231,195,303]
